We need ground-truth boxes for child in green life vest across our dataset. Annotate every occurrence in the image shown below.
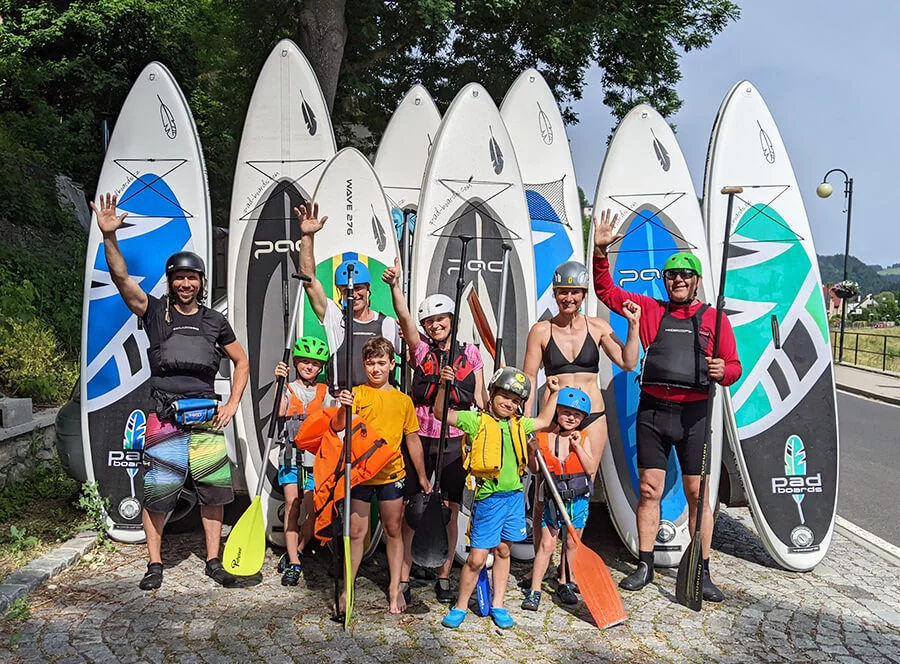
[434,365,560,630]
[273,336,336,586]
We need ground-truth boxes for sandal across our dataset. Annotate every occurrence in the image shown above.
[139,562,163,590]
[521,590,541,611]
[281,563,302,586]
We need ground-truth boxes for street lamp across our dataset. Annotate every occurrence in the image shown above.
[816,168,854,363]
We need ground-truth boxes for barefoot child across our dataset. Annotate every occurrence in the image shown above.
[331,337,431,614]
[273,336,336,586]
[435,366,560,630]
[522,387,598,610]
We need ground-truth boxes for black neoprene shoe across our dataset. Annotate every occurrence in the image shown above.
[619,562,653,591]
[139,562,163,590]
[702,571,725,602]
[434,578,455,604]
[205,558,237,587]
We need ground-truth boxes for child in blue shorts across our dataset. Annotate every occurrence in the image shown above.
[523,387,598,610]
[434,365,560,629]
[274,336,335,586]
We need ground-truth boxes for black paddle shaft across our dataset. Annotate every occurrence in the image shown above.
[492,243,513,375]
[255,273,311,498]
[433,234,473,493]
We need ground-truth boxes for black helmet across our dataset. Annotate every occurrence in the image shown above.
[405,493,429,529]
[166,251,206,276]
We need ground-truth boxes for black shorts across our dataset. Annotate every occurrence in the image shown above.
[404,435,466,505]
[636,395,708,476]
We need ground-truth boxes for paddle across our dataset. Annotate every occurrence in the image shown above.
[342,263,357,629]
[411,233,473,567]
[467,287,497,360]
[675,185,742,611]
[492,242,512,374]
[224,273,311,576]
[534,448,627,628]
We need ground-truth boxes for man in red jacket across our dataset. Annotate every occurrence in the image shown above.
[592,209,742,602]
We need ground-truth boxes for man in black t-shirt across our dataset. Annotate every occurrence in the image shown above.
[91,193,249,590]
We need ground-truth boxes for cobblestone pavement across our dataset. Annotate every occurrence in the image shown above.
[1,506,899,663]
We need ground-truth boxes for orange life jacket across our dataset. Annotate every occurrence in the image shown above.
[537,430,589,476]
[284,382,329,417]
[294,407,396,542]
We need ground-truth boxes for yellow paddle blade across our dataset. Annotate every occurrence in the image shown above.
[344,536,354,629]
[223,496,266,576]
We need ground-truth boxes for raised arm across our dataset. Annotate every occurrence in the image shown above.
[596,299,642,371]
[532,375,561,432]
[294,201,329,322]
[382,257,420,347]
[91,193,148,316]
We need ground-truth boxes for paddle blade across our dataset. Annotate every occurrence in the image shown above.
[675,533,703,611]
[343,535,354,629]
[223,496,266,576]
[410,494,449,567]
[568,525,627,629]
[476,566,492,617]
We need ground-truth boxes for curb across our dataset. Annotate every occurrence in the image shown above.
[836,382,900,407]
[0,531,97,615]
[835,516,900,568]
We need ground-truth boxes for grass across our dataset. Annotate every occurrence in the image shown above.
[0,462,89,583]
[831,325,900,372]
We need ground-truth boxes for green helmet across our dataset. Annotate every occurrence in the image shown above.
[488,366,531,400]
[663,252,702,277]
[293,336,330,362]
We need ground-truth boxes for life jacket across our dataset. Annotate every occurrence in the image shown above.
[640,304,711,391]
[278,382,330,468]
[294,407,395,542]
[326,311,388,391]
[155,299,221,380]
[464,412,529,480]
[411,341,476,409]
[538,430,594,501]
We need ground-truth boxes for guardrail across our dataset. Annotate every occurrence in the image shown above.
[831,329,900,372]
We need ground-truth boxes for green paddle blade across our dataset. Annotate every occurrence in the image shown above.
[344,536,354,629]
[223,495,266,576]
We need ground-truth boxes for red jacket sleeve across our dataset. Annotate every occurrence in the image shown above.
[714,312,742,387]
[592,253,659,315]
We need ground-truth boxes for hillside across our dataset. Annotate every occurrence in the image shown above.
[817,254,900,295]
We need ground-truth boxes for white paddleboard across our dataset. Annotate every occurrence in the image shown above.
[227,39,336,547]
[592,103,722,567]
[411,82,536,565]
[81,62,212,543]
[704,81,838,572]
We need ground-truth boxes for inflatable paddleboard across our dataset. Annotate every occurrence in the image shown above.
[703,81,838,572]
[411,83,536,566]
[501,68,584,322]
[228,39,336,547]
[309,147,402,557]
[592,104,722,567]
[81,62,212,543]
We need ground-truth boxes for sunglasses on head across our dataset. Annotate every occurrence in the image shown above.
[663,268,697,280]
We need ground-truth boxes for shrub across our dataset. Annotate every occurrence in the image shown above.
[0,316,78,403]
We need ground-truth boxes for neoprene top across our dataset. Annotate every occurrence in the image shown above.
[542,318,601,376]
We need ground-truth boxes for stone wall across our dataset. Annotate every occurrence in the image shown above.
[0,409,60,489]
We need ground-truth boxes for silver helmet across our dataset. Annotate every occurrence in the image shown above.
[552,260,589,290]
[488,367,531,400]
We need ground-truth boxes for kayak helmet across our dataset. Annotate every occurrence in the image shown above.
[488,366,531,401]
[165,251,205,276]
[293,336,330,362]
[552,260,589,290]
[662,252,702,277]
[417,293,455,322]
[335,259,371,286]
[557,387,591,415]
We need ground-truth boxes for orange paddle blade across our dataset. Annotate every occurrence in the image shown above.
[467,290,496,359]
[568,524,627,629]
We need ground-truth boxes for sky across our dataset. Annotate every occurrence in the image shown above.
[566,0,899,269]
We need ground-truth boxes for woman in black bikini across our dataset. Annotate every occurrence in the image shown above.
[521,260,641,583]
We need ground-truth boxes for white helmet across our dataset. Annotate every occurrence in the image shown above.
[417,293,455,322]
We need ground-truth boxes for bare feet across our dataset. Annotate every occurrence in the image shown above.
[389,588,407,614]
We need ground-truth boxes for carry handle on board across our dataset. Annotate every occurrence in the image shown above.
[675,185,742,611]
[223,273,311,577]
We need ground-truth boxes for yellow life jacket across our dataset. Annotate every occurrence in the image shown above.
[464,412,529,480]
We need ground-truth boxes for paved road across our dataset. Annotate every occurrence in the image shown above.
[838,391,900,547]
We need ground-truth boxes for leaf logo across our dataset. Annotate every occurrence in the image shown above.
[650,128,670,172]
[537,103,553,145]
[371,206,387,252]
[158,96,177,139]
[784,434,807,522]
[300,89,318,136]
[758,122,775,163]
[488,126,504,174]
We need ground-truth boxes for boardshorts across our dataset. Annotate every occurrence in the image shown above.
[142,413,233,513]
[541,495,590,530]
[469,490,527,550]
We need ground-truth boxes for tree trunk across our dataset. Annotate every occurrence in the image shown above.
[297,0,348,113]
